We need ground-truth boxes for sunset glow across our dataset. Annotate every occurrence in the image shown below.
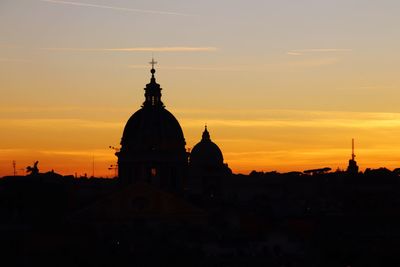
[1,0,400,177]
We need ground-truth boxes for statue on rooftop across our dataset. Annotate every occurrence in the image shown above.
[26,161,39,176]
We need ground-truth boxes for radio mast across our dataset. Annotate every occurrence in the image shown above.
[13,160,16,176]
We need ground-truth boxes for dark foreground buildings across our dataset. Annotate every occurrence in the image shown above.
[1,65,400,266]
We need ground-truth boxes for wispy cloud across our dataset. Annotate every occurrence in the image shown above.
[182,117,400,129]
[39,149,112,159]
[0,106,136,114]
[39,0,194,17]
[286,51,303,56]
[287,48,352,56]
[0,118,123,129]
[3,109,400,131]
[287,58,339,67]
[42,46,218,52]
[0,58,31,63]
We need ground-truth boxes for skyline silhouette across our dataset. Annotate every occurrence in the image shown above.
[0,62,387,178]
[2,1,400,266]
[0,60,398,177]
[1,73,397,178]
[2,1,400,176]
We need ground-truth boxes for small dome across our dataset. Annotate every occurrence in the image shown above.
[190,126,223,167]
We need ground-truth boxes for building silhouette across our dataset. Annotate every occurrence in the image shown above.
[347,138,359,175]
[117,60,188,194]
[188,125,231,197]
[117,61,231,197]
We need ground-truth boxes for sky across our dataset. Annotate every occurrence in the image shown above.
[1,0,400,177]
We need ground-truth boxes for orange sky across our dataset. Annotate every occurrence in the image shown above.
[1,0,400,177]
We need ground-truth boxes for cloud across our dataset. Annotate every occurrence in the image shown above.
[0,148,28,154]
[285,48,352,67]
[4,108,400,132]
[39,149,112,159]
[39,0,194,17]
[287,58,339,67]
[0,118,123,129]
[0,106,132,114]
[181,117,400,129]
[286,52,303,56]
[0,58,31,63]
[42,46,218,52]
[177,109,400,130]
[287,48,352,56]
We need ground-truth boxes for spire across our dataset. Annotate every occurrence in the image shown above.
[149,57,157,81]
[143,58,164,108]
[202,124,210,141]
[347,138,359,175]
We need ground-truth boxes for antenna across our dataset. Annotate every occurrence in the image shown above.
[12,160,16,176]
[92,155,95,178]
[352,138,355,161]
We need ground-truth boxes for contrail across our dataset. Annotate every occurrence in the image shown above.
[39,0,194,17]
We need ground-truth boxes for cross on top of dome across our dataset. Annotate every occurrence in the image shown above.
[149,58,157,76]
[143,58,163,108]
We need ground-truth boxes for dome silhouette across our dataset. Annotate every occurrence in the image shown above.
[121,108,185,152]
[117,61,187,191]
[190,126,223,167]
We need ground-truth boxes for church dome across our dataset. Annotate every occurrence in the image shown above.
[190,126,224,167]
[121,108,185,151]
[120,63,186,153]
